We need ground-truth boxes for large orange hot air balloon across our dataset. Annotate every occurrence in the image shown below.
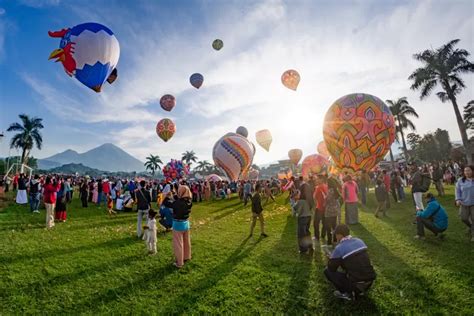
[317,141,330,158]
[256,129,272,151]
[281,69,300,91]
[288,149,303,165]
[323,93,395,173]
[301,154,329,179]
[156,118,176,142]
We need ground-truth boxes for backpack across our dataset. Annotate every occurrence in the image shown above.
[30,181,39,194]
[419,174,431,193]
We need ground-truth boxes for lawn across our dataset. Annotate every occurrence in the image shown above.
[0,186,473,315]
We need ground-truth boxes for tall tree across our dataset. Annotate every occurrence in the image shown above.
[408,39,474,164]
[386,97,419,159]
[194,160,212,172]
[7,114,44,165]
[144,154,162,175]
[464,100,473,134]
[434,128,452,159]
[181,150,198,167]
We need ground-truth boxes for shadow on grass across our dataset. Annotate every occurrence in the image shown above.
[209,200,244,213]
[212,204,247,221]
[0,236,135,265]
[157,236,262,314]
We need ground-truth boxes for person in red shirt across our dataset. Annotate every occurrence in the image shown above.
[313,175,328,242]
[43,176,60,228]
[382,170,391,209]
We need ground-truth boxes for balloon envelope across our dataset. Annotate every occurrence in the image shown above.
[212,39,223,51]
[249,168,259,180]
[281,69,300,91]
[206,174,223,182]
[236,126,249,138]
[190,73,204,89]
[48,22,120,92]
[160,94,176,112]
[213,132,256,181]
[288,149,303,165]
[317,141,330,158]
[156,118,176,142]
[256,129,272,151]
[301,154,329,179]
[323,93,395,173]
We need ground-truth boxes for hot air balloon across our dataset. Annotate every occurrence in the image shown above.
[281,69,300,91]
[190,73,204,89]
[288,149,303,165]
[249,168,259,180]
[156,118,176,142]
[323,93,395,173]
[301,154,329,179]
[160,94,176,112]
[213,132,256,181]
[48,22,120,92]
[206,174,223,182]
[236,126,248,138]
[212,39,224,51]
[255,129,272,151]
[317,141,330,158]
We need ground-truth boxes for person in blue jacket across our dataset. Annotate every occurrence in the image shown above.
[414,193,448,240]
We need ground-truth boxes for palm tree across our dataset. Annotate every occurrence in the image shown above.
[181,150,198,167]
[464,100,473,133]
[144,154,162,175]
[194,160,212,172]
[408,39,474,164]
[386,97,419,160]
[7,114,44,165]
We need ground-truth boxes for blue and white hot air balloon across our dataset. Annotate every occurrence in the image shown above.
[48,22,120,93]
[189,73,204,89]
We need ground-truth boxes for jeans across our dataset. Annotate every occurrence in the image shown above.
[324,269,354,293]
[298,216,312,252]
[29,193,40,212]
[460,205,474,237]
[323,216,337,244]
[416,217,445,236]
[397,186,405,201]
[97,192,104,206]
[137,208,149,237]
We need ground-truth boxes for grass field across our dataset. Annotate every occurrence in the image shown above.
[0,186,473,315]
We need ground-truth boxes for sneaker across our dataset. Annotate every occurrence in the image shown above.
[333,290,352,301]
[414,235,425,240]
[33,210,40,213]
[260,233,268,238]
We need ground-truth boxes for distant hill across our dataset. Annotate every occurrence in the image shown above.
[47,163,105,176]
[38,143,144,172]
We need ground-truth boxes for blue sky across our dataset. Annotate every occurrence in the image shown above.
[0,0,473,164]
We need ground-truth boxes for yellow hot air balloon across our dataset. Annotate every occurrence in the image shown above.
[288,149,303,165]
[281,69,300,91]
[255,129,272,151]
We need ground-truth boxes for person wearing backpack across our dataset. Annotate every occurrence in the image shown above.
[29,174,41,213]
[414,193,448,240]
[135,180,152,238]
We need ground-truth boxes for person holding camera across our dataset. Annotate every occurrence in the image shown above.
[414,193,448,240]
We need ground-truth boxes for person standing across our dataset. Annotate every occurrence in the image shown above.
[342,175,359,225]
[313,175,328,242]
[163,185,193,268]
[432,163,445,197]
[323,178,341,245]
[249,183,268,237]
[80,180,88,208]
[29,175,41,213]
[15,174,28,205]
[97,179,103,206]
[410,163,424,211]
[55,182,67,222]
[382,170,394,208]
[374,179,387,218]
[135,180,152,238]
[358,171,370,206]
[243,181,252,206]
[455,165,474,242]
[43,177,59,228]
[292,190,312,253]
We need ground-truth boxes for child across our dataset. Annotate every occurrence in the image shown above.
[323,178,341,245]
[250,184,268,237]
[107,193,117,216]
[374,179,387,218]
[292,190,313,253]
[145,209,157,254]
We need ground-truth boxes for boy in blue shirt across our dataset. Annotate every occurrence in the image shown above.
[414,193,448,240]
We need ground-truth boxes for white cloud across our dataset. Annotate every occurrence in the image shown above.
[24,0,474,164]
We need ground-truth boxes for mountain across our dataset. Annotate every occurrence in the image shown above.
[47,163,105,176]
[38,143,144,172]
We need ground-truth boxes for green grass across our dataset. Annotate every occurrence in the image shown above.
[0,187,473,315]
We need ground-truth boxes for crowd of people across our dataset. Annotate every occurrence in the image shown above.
[0,158,472,301]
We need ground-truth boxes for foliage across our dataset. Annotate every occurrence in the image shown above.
[407,129,453,163]
[464,100,473,134]
[386,97,418,159]
[181,151,198,167]
[409,39,474,163]
[7,114,44,165]
[194,160,212,173]
[144,154,163,176]
[0,188,472,314]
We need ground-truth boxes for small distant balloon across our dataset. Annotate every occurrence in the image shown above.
[156,118,176,142]
[160,94,176,112]
[212,39,224,51]
[256,129,272,151]
[190,73,204,89]
[288,149,303,165]
[281,69,300,91]
[236,126,248,138]
[317,141,330,158]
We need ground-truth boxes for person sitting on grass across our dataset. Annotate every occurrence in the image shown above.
[249,183,268,238]
[292,190,312,254]
[374,179,387,218]
[324,224,376,301]
[414,193,448,240]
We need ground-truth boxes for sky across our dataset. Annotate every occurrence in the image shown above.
[0,0,473,165]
